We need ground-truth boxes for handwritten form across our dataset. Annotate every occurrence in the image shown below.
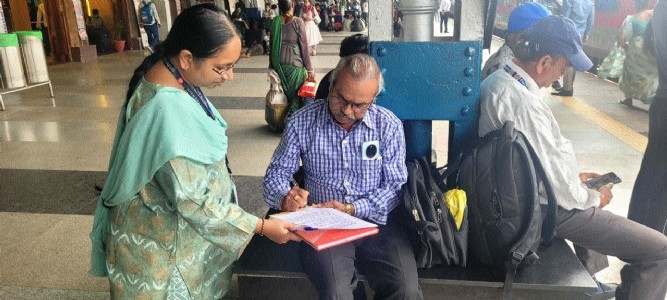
[271,208,378,229]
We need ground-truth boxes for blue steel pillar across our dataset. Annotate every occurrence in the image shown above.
[372,42,481,162]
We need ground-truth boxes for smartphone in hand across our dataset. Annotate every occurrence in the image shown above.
[584,172,622,190]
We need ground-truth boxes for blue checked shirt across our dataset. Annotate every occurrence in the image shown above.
[263,100,407,225]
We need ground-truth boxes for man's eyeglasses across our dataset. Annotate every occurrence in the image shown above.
[212,64,236,77]
[329,92,373,112]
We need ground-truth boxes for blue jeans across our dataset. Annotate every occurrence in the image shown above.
[143,23,159,47]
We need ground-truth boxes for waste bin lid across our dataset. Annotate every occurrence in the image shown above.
[15,31,43,40]
[0,33,19,47]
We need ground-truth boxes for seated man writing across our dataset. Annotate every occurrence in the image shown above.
[479,15,667,300]
[264,54,423,300]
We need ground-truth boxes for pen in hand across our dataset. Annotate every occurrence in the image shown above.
[284,177,309,210]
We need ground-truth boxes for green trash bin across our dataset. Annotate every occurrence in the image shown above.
[15,31,49,84]
[0,33,27,89]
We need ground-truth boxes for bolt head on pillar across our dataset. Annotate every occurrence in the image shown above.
[465,47,476,57]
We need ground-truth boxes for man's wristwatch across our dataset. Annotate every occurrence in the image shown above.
[344,203,354,216]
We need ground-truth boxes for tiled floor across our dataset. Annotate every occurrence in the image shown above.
[0,26,655,299]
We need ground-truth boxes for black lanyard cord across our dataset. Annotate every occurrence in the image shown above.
[162,57,215,120]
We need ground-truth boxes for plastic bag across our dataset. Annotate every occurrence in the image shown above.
[267,70,288,105]
[597,42,626,80]
[444,189,467,230]
[265,70,289,132]
[297,80,317,99]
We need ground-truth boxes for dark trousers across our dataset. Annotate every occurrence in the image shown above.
[143,23,159,47]
[41,27,51,55]
[562,66,576,92]
[629,96,667,234]
[440,11,450,32]
[549,206,667,300]
[299,210,423,300]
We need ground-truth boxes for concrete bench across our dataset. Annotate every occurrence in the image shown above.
[235,235,598,299]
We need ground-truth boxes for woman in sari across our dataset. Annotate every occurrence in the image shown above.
[89,5,300,299]
[619,4,658,106]
[270,0,315,119]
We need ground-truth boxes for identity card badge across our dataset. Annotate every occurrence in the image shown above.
[362,140,380,160]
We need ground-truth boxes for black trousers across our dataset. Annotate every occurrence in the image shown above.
[41,27,50,55]
[440,11,450,32]
[628,96,667,234]
[298,209,423,300]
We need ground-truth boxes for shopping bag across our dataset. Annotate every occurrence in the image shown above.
[297,80,317,99]
[597,42,625,80]
[265,70,289,132]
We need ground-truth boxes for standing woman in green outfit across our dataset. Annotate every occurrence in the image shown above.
[618,2,658,106]
[89,4,300,299]
[270,0,315,120]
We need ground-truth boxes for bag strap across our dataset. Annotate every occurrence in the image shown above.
[523,130,558,245]
[418,157,438,192]
[405,160,420,222]
[503,260,518,300]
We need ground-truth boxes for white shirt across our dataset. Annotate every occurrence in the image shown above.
[482,44,514,80]
[439,0,451,12]
[479,61,600,211]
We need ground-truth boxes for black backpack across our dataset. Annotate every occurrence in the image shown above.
[458,121,557,299]
[401,156,468,268]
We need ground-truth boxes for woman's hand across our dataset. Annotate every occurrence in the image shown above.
[258,218,302,244]
[307,70,315,82]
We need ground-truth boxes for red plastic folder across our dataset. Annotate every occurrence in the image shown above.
[297,227,380,251]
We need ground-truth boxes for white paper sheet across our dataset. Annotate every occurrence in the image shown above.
[270,208,378,229]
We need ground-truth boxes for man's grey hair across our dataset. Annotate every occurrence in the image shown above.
[329,53,384,98]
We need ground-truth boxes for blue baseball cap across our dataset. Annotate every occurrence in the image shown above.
[527,16,593,72]
[507,2,551,33]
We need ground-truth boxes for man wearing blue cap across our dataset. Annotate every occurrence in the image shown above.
[552,0,595,96]
[479,15,667,300]
[482,2,550,80]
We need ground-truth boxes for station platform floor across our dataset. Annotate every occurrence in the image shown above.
[0,30,654,299]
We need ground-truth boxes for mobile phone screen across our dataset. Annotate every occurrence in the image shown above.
[584,172,622,190]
